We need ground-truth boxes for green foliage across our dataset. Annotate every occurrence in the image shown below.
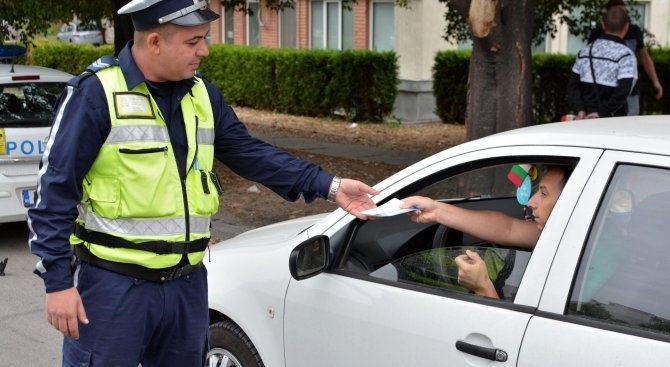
[640,48,670,114]
[0,0,113,46]
[326,50,399,121]
[27,44,397,122]
[275,49,333,116]
[433,48,670,124]
[432,50,470,124]
[531,53,575,123]
[30,43,114,75]
[201,45,398,122]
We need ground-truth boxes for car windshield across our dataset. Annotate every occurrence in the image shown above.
[0,82,63,127]
[78,22,99,31]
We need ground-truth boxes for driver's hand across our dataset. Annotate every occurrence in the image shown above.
[454,250,498,298]
[400,196,440,223]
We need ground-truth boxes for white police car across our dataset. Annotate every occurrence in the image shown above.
[0,46,72,223]
[206,116,670,366]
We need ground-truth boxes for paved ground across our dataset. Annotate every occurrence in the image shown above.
[209,129,428,241]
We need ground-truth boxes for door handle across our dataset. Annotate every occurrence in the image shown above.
[455,340,508,362]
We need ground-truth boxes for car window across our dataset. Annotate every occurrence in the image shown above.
[568,164,670,336]
[79,22,98,32]
[0,82,63,127]
[335,159,576,302]
[370,245,531,300]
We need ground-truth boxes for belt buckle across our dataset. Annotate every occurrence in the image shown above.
[160,266,180,282]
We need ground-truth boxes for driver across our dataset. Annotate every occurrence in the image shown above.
[400,165,572,298]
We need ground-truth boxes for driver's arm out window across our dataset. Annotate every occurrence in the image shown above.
[341,161,574,302]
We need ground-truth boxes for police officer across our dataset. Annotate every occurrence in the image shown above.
[28,0,379,365]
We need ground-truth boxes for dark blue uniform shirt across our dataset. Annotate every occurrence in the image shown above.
[28,41,333,293]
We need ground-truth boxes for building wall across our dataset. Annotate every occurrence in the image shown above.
[395,0,452,122]
[297,0,309,47]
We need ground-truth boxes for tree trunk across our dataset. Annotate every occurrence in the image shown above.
[113,0,134,57]
[464,0,536,141]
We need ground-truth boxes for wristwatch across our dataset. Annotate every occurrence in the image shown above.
[328,176,341,202]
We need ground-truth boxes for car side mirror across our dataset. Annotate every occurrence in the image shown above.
[289,236,330,280]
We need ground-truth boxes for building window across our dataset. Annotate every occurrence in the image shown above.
[280,6,297,48]
[566,2,649,54]
[310,0,353,50]
[532,34,547,54]
[222,8,234,44]
[628,2,649,30]
[247,1,260,46]
[566,6,588,54]
[371,0,394,51]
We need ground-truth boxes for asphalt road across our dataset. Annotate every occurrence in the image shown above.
[0,221,62,366]
[0,219,247,366]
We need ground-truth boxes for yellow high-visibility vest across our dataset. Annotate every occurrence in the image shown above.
[71,65,217,269]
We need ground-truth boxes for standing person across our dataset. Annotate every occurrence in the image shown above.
[567,6,637,119]
[27,0,379,366]
[588,0,663,115]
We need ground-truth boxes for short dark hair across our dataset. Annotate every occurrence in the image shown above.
[603,6,630,34]
[606,0,626,10]
[543,164,574,190]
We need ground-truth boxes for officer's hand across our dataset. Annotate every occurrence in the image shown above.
[45,287,89,339]
[335,178,379,219]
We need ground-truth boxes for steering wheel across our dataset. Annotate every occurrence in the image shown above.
[431,224,463,249]
[431,224,517,299]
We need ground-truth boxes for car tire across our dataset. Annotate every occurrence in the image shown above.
[207,320,265,367]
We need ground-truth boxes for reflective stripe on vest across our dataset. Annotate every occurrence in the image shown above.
[106,125,170,144]
[72,66,218,269]
[83,207,211,237]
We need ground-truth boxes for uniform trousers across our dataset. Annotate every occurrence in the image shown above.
[62,261,209,367]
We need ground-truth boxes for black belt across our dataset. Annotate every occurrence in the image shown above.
[74,223,209,255]
[73,245,202,283]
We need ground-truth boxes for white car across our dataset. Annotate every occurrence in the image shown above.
[0,49,72,223]
[56,21,103,46]
[206,116,670,367]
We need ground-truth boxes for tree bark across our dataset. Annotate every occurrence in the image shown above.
[456,0,536,142]
[113,0,134,57]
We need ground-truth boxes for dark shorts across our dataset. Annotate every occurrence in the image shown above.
[62,262,209,367]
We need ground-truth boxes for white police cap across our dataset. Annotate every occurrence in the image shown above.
[119,0,220,30]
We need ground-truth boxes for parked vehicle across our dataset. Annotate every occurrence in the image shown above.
[206,116,670,366]
[0,46,72,223]
[56,21,103,46]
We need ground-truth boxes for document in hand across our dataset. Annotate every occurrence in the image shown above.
[361,198,418,217]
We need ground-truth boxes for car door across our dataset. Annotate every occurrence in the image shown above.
[519,151,670,366]
[1,80,64,220]
[283,146,602,367]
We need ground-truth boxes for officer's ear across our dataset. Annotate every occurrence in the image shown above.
[145,31,162,54]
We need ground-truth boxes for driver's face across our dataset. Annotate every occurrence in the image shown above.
[526,168,565,230]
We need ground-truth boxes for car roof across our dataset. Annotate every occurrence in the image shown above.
[0,64,73,83]
[459,115,670,157]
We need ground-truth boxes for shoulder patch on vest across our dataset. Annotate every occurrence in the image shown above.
[85,55,119,73]
[68,55,120,88]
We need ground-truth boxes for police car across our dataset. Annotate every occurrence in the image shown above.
[0,46,72,223]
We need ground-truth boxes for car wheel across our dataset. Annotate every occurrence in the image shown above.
[206,320,265,367]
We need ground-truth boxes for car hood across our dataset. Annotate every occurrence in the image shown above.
[210,213,330,250]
